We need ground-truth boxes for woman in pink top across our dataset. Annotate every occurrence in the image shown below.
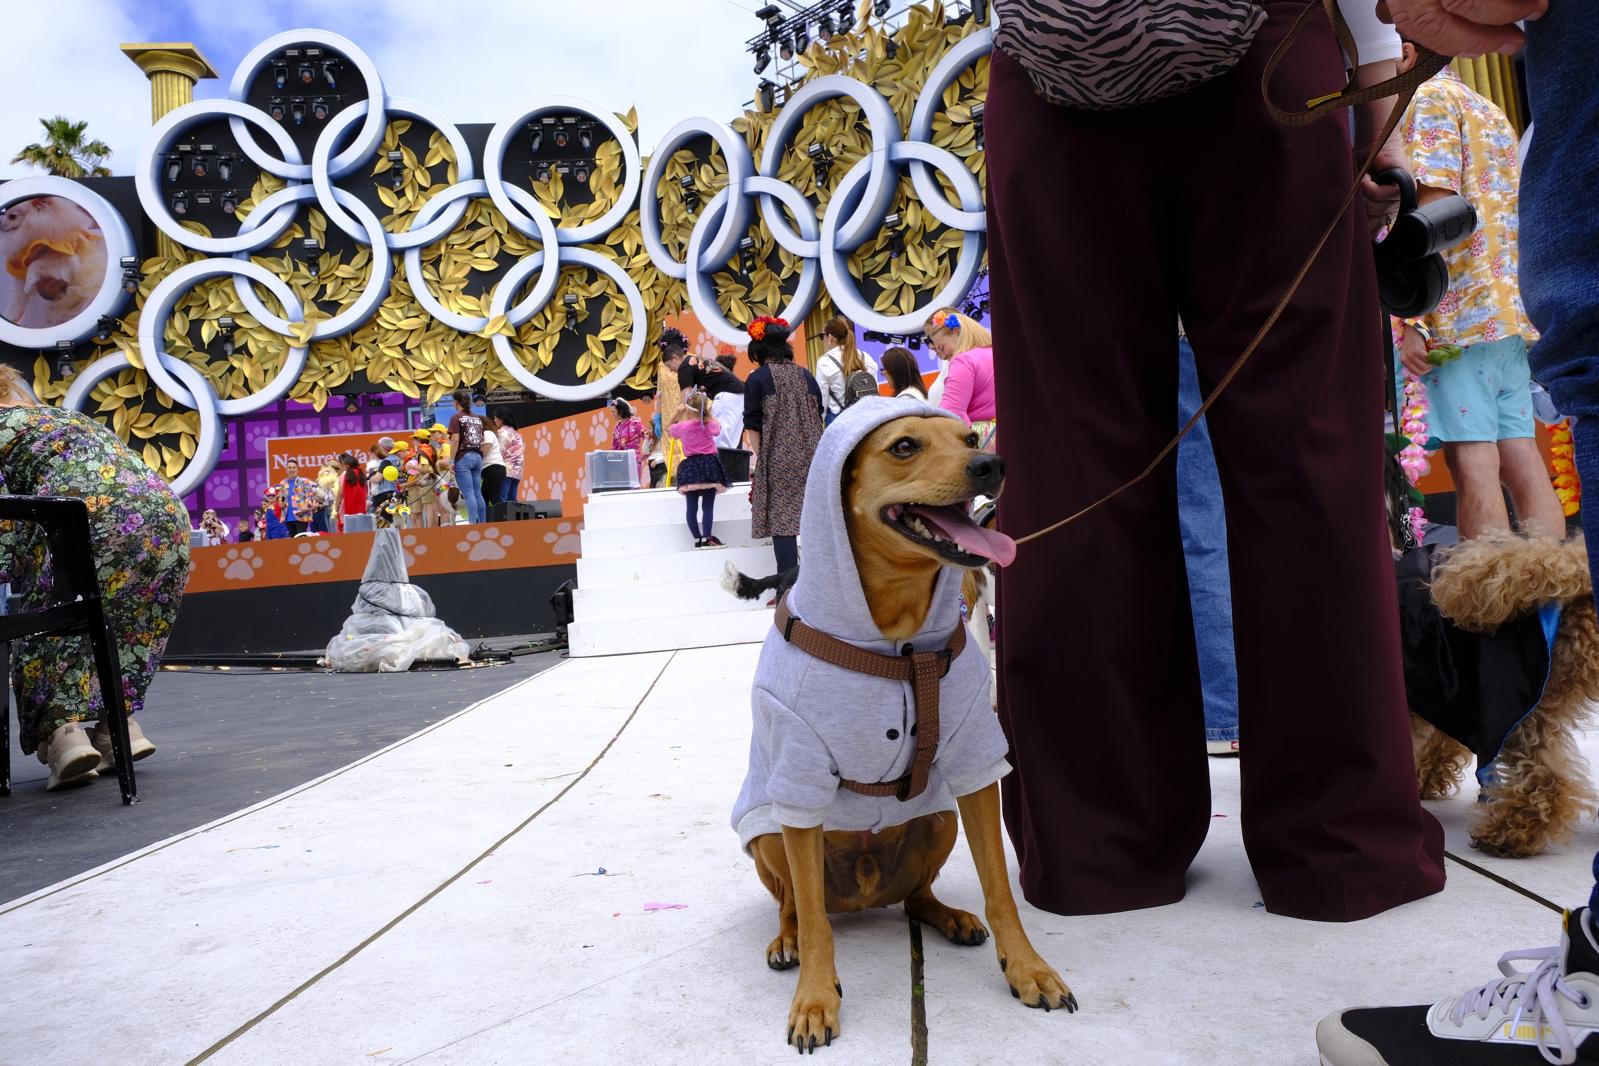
[925,307,997,449]
[610,398,649,489]
[668,388,729,548]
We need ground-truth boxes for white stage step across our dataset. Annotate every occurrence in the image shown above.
[571,483,777,656]
[583,485,752,530]
[568,607,774,657]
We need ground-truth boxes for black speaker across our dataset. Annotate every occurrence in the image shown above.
[491,500,564,521]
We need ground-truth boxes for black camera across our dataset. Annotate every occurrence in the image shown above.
[1372,167,1478,318]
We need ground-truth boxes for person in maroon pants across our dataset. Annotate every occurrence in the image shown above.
[986,0,1446,922]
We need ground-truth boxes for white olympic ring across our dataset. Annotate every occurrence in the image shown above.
[684,177,822,347]
[488,247,647,401]
[483,97,642,245]
[61,351,224,499]
[640,117,755,280]
[138,259,309,417]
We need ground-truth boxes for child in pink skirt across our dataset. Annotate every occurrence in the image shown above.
[669,388,729,548]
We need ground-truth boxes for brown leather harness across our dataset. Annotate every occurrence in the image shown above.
[774,593,966,803]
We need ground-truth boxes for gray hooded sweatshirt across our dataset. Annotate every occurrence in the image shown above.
[732,396,1011,850]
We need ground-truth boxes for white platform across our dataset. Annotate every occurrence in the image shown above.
[569,486,776,658]
[3,646,1592,1065]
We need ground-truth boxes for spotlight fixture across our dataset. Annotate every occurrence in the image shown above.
[779,36,794,60]
[311,97,329,122]
[909,336,922,350]
[971,101,985,149]
[345,395,359,414]
[218,316,236,357]
[298,62,315,85]
[738,236,757,274]
[120,256,140,295]
[884,212,906,258]
[322,59,338,88]
[808,142,834,187]
[839,0,855,29]
[553,119,572,149]
[755,4,782,27]
[756,79,777,114]
[387,149,404,191]
[534,161,552,183]
[193,191,214,210]
[268,97,286,122]
[818,13,835,40]
[754,45,771,74]
[562,292,580,333]
[679,174,699,212]
[290,100,306,126]
[216,154,233,183]
[171,191,189,216]
[273,63,288,90]
[573,160,591,185]
[577,123,594,151]
[793,27,809,52]
[93,316,113,343]
[220,190,238,215]
[885,36,898,59]
[191,154,209,179]
[528,125,542,154]
[300,237,322,278]
[54,340,75,379]
[874,0,890,14]
[972,0,988,22]
[165,154,182,183]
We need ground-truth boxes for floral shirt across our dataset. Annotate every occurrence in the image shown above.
[275,476,321,522]
[498,425,525,479]
[1400,67,1536,348]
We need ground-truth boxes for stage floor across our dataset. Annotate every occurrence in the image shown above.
[2,646,1594,1065]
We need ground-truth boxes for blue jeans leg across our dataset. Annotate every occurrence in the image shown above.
[456,451,485,524]
[501,477,519,503]
[1177,337,1239,743]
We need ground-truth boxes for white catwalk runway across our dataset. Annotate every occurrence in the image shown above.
[2,646,1593,1065]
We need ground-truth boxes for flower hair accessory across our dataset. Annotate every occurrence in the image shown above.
[943,313,960,331]
[747,315,788,342]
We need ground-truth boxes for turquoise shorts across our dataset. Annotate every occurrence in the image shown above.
[1420,334,1536,447]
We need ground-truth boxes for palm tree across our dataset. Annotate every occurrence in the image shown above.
[12,117,112,178]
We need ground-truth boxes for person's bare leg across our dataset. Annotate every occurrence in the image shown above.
[1498,436,1565,540]
[1443,441,1508,540]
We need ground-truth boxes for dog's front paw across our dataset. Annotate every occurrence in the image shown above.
[767,931,799,970]
[786,979,841,1053]
[999,951,1077,1013]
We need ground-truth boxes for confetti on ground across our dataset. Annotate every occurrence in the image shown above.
[367,1048,392,1057]
[644,902,687,912]
[225,845,280,853]
[477,880,492,885]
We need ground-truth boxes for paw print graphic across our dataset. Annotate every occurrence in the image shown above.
[542,521,581,557]
[532,425,553,457]
[547,470,568,500]
[459,526,514,561]
[245,423,277,456]
[401,532,429,570]
[576,468,590,498]
[291,539,342,575]
[589,410,610,445]
[218,547,263,582]
[560,419,580,452]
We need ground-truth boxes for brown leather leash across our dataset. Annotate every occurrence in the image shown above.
[773,592,965,802]
[1011,1,1449,550]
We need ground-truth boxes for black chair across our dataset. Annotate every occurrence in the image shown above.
[0,496,137,804]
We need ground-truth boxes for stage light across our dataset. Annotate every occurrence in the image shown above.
[755,4,782,28]
[191,154,209,179]
[269,97,286,122]
[216,155,233,183]
[793,27,809,52]
[529,125,542,154]
[679,174,699,212]
[171,191,189,216]
[779,36,794,60]
[94,316,113,343]
[553,120,571,149]
[165,154,182,184]
[387,149,404,191]
[739,236,757,274]
[874,0,890,15]
[757,79,777,114]
[218,316,236,357]
[909,336,922,349]
[301,237,322,278]
[754,45,771,74]
[322,60,338,88]
[120,256,141,295]
[972,0,988,22]
[290,100,306,126]
[273,63,288,90]
[54,341,75,380]
[839,0,855,29]
[971,101,985,149]
[345,395,359,413]
[885,36,898,59]
[819,13,835,40]
[563,292,580,332]
[884,212,906,258]
[298,62,315,85]
[193,192,214,213]
[312,97,329,122]
[221,190,237,215]
[534,161,552,184]
[573,160,591,184]
[577,123,594,151]
[808,142,834,188]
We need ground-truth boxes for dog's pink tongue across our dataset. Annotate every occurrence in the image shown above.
[909,505,1017,567]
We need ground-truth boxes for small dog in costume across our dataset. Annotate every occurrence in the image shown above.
[732,396,1074,1053]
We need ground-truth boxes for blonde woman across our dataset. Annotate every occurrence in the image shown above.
[814,315,880,423]
[0,365,188,789]
[924,307,996,449]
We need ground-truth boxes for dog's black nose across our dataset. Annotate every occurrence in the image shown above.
[966,453,1004,495]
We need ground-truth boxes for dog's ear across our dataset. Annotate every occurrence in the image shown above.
[1430,533,1592,631]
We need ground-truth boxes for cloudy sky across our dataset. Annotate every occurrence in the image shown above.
[1,0,771,176]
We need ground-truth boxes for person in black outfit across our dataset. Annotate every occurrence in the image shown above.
[676,344,749,482]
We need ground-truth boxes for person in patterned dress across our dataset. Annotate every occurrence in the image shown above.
[741,316,823,576]
[1394,51,1561,541]
[0,366,189,790]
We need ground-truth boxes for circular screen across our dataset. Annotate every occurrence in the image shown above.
[0,195,108,328]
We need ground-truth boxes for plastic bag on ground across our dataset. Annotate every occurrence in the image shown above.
[324,528,470,672]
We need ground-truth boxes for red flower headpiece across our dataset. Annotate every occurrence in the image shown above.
[747,315,789,342]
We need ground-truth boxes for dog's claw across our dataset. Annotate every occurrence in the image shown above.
[834,980,842,997]
[808,1035,817,1053]
[1065,993,1079,1013]
[826,1028,833,1047]
[998,956,1008,973]
[1011,985,1019,999]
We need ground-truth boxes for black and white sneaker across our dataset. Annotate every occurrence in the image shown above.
[1317,908,1599,1064]
[692,538,707,549]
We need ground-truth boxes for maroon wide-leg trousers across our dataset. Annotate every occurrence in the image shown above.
[986,1,1445,922]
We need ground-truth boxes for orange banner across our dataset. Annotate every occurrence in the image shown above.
[263,432,382,480]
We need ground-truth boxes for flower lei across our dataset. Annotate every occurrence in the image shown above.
[747,315,788,341]
[1549,419,1581,517]
[1397,369,1432,542]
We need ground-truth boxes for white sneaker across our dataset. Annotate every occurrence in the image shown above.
[1317,908,1599,1064]
[37,722,101,791]
[89,717,157,772]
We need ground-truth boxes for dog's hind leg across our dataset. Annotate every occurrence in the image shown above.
[1411,714,1471,800]
[903,811,989,946]
[1473,698,1599,858]
[751,833,800,970]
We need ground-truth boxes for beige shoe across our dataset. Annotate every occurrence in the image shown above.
[90,717,156,772]
[37,722,101,790]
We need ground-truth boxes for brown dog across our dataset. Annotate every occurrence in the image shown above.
[740,413,1073,1053]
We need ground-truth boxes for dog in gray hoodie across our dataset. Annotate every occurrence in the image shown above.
[732,396,1074,1052]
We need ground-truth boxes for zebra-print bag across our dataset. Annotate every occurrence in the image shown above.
[993,0,1266,111]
